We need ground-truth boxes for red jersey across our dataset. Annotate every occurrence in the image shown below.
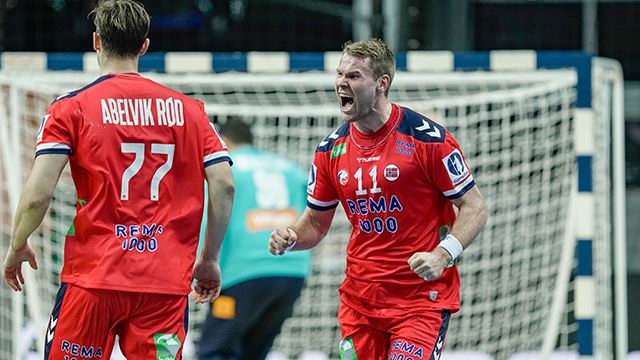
[307,104,475,311]
[35,73,231,295]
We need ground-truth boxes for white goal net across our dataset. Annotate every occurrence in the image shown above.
[0,66,619,360]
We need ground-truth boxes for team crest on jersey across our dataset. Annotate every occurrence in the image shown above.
[442,149,469,185]
[338,169,349,186]
[383,164,400,181]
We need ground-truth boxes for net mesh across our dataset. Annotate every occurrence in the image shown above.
[0,69,615,360]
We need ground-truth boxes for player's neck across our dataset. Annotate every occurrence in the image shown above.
[352,100,392,135]
[99,57,140,75]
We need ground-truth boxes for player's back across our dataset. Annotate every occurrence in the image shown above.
[37,73,230,295]
[218,147,310,289]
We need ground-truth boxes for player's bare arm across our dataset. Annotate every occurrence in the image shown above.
[269,207,336,256]
[408,186,487,280]
[193,161,234,304]
[3,154,68,291]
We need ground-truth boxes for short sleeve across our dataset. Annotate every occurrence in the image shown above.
[427,133,475,200]
[306,150,339,211]
[35,99,76,157]
[200,108,232,168]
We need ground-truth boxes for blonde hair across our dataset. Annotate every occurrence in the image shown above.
[89,0,151,58]
[343,38,396,83]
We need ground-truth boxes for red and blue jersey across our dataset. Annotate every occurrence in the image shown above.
[307,103,475,311]
[36,72,231,295]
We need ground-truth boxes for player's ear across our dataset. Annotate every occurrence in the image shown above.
[377,74,391,96]
[93,32,101,52]
[138,38,150,57]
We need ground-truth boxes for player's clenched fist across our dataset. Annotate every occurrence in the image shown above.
[269,227,297,256]
[407,249,450,281]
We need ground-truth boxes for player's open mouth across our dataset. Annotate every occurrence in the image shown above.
[339,95,354,112]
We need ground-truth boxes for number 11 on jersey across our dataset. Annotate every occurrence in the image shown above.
[354,165,382,196]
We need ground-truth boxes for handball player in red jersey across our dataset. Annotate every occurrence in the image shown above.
[2,1,234,359]
[269,39,487,360]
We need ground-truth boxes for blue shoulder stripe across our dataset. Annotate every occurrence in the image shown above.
[316,123,349,153]
[52,74,114,104]
[396,107,446,144]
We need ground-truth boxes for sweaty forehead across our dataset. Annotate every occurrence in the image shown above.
[337,53,372,74]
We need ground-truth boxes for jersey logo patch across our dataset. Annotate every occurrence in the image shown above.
[307,164,317,194]
[331,142,347,159]
[338,169,349,186]
[442,149,469,185]
[153,333,181,360]
[339,337,358,360]
[383,164,400,181]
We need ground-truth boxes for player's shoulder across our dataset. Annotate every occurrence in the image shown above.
[396,106,448,144]
[51,74,115,106]
[316,122,350,153]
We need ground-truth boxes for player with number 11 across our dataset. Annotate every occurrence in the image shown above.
[269,38,488,360]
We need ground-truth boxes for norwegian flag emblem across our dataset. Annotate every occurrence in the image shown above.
[383,164,400,181]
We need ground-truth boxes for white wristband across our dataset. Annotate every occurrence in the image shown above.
[438,234,463,261]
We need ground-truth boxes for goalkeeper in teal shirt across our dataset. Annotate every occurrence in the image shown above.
[197,118,311,360]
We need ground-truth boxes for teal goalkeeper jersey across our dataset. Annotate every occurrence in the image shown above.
[199,146,311,290]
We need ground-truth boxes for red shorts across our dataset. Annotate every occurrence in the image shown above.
[338,297,451,360]
[44,283,188,360]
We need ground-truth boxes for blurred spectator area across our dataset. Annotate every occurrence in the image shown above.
[0,0,639,79]
[0,0,352,52]
[0,0,640,80]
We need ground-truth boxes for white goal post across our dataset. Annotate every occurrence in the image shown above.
[0,51,626,360]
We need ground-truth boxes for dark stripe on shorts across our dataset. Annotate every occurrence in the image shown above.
[429,310,451,360]
[44,282,68,359]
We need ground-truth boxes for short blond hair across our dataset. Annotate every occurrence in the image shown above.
[343,38,396,82]
[89,0,151,58]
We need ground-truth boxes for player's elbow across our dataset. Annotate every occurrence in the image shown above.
[21,190,52,213]
[214,174,235,203]
[222,177,235,199]
[477,200,488,228]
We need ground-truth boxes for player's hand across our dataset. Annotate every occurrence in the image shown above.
[192,259,221,304]
[407,248,451,281]
[3,243,38,292]
[269,227,297,256]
